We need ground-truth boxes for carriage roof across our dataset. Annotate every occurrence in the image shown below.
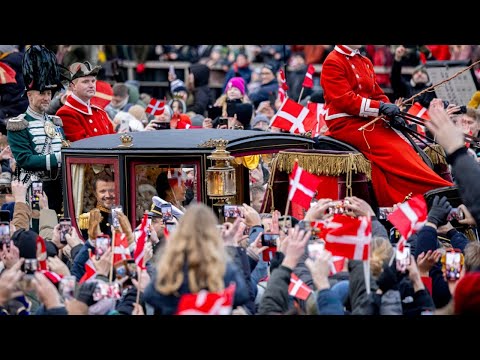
[63,129,315,155]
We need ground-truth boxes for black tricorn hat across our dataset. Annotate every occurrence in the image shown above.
[69,61,101,81]
[22,45,67,93]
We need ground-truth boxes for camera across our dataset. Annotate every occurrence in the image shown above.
[261,233,279,247]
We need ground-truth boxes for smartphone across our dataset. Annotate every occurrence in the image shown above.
[395,243,411,272]
[327,200,349,215]
[169,64,175,77]
[59,276,76,300]
[161,203,173,222]
[154,121,170,130]
[0,221,10,249]
[59,217,72,245]
[126,259,137,280]
[31,181,43,209]
[218,117,228,127]
[308,241,325,260]
[24,258,38,274]
[447,208,464,222]
[261,233,279,248]
[279,215,292,229]
[146,214,152,237]
[378,207,394,220]
[0,210,10,223]
[114,260,128,280]
[95,234,111,260]
[223,205,242,218]
[443,250,463,281]
[111,205,123,229]
[92,282,110,301]
[207,105,223,120]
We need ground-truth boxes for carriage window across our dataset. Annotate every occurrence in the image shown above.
[245,153,274,214]
[134,164,198,224]
[70,163,117,223]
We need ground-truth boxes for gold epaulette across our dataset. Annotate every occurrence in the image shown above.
[78,212,90,230]
[6,114,28,131]
[49,115,63,126]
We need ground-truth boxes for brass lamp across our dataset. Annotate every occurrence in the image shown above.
[206,139,236,214]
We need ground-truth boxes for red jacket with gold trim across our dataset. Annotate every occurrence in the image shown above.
[320,45,390,122]
[56,95,115,142]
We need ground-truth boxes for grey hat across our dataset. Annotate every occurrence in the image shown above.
[251,114,270,128]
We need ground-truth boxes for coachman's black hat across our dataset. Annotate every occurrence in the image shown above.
[69,61,101,81]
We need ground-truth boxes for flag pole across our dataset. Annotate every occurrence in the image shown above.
[284,199,290,229]
[298,87,305,103]
[363,260,370,295]
[135,255,145,306]
[109,227,116,283]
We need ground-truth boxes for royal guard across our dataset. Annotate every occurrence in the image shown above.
[7,45,69,213]
[320,45,452,206]
[56,61,115,143]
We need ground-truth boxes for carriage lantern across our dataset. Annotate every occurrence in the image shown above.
[206,139,236,209]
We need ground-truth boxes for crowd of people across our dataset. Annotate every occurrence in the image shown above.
[0,44,480,315]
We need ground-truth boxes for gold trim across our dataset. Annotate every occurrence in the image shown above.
[276,151,371,180]
[424,144,447,165]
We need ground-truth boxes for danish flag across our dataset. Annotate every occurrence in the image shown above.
[146,98,165,116]
[36,235,47,271]
[113,231,132,264]
[407,102,429,137]
[279,69,289,91]
[307,102,327,137]
[288,162,323,209]
[176,283,236,315]
[302,64,315,88]
[133,213,149,270]
[79,255,97,283]
[288,273,313,300]
[387,194,427,250]
[323,214,371,261]
[329,256,346,276]
[270,98,316,134]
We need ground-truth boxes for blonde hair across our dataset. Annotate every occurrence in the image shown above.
[155,203,227,294]
[370,237,393,277]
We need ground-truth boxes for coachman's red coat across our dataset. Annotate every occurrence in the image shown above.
[321,45,451,206]
[56,94,115,142]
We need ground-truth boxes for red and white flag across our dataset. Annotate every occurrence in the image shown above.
[133,213,149,270]
[323,214,371,261]
[0,62,17,84]
[113,231,132,264]
[279,69,289,91]
[387,194,427,241]
[145,98,165,116]
[278,87,287,103]
[288,273,313,300]
[407,102,429,137]
[270,98,316,134]
[307,102,327,137]
[302,64,315,88]
[288,162,322,209]
[329,256,346,276]
[41,270,63,284]
[79,256,97,283]
[176,283,236,315]
[36,235,47,271]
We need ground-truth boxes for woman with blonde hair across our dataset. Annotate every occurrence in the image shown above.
[143,203,249,314]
